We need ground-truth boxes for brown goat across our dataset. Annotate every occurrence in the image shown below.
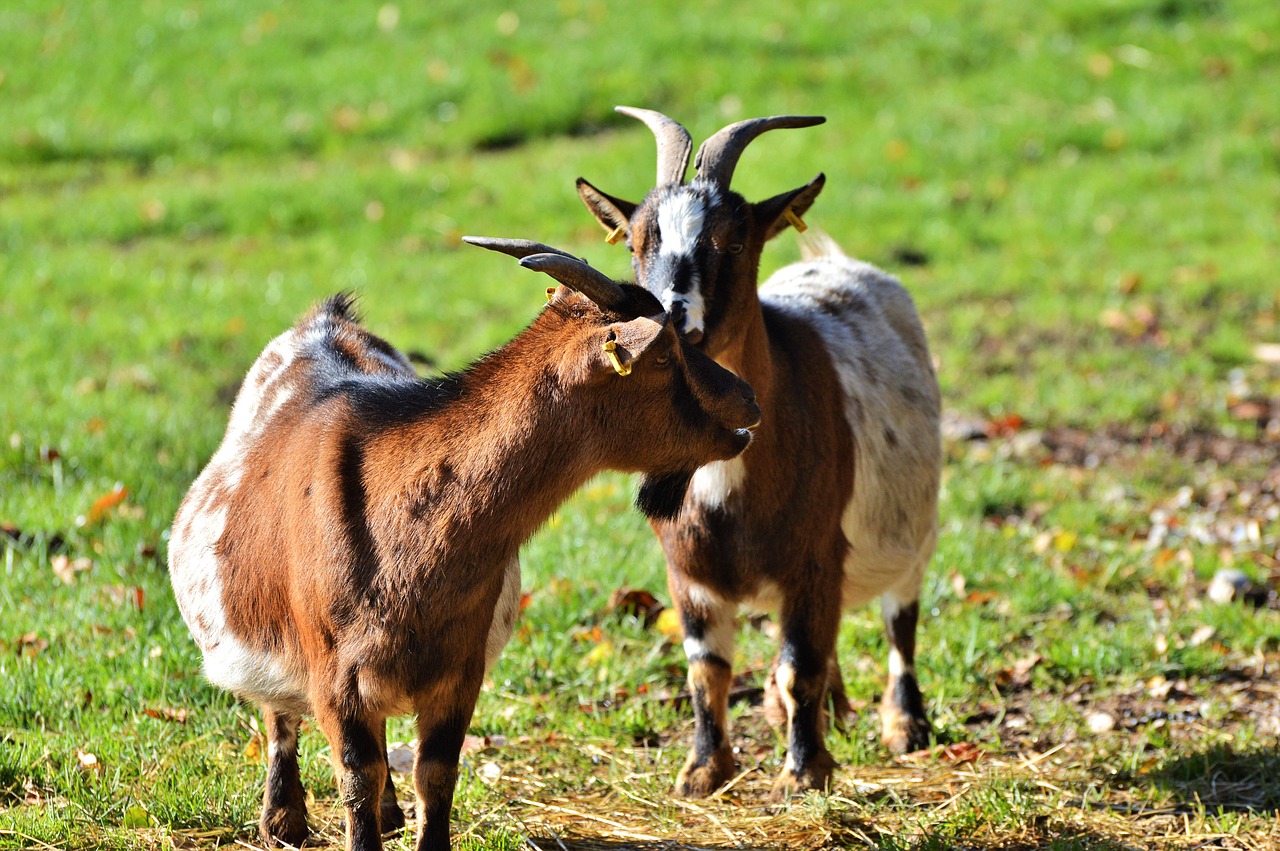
[167,237,760,851]
[576,109,942,798]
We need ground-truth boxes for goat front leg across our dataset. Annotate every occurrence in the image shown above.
[258,705,309,848]
[411,671,484,851]
[764,652,849,734]
[770,580,840,800]
[880,591,931,753]
[672,581,738,797]
[313,691,388,851]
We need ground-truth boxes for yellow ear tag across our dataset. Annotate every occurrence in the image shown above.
[546,286,556,301]
[783,208,808,233]
[601,339,632,377]
[605,224,626,245]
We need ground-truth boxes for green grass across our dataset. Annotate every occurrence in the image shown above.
[3,0,1279,848]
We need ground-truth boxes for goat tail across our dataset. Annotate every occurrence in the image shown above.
[797,226,848,261]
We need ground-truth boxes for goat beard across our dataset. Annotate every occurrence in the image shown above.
[635,471,693,521]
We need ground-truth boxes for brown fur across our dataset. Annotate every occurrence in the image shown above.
[170,281,759,851]
[576,110,940,798]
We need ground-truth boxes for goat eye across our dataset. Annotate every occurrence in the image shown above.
[728,243,744,255]
[654,353,671,367]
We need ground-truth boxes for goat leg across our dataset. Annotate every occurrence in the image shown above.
[879,593,931,754]
[769,583,840,800]
[412,671,485,851]
[374,719,407,836]
[671,581,737,797]
[313,693,387,851]
[258,705,309,848]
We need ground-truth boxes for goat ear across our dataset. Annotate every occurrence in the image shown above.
[577,177,637,242]
[596,315,665,376]
[754,173,826,242]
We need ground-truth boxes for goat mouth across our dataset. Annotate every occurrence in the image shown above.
[730,424,756,449]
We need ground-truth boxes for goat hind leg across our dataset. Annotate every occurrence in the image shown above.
[879,591,931,754]
[313,697,388,851]
[375,718,407,836]
[258,705,309,848]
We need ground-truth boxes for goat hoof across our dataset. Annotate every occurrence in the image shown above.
[674,747,735,797]
[380,800,406,835]
[762,671,788,732]
[260,806,309,848]
[769,751,836,801]
[881,706,932,755]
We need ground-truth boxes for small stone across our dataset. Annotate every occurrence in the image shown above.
[1086,711,1116,734]
[1207,568,1251,605]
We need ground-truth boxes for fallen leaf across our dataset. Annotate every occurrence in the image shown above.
[143,707,189,724]
[243,735,264,762]
[607,587,665,625]
[77,750,100,771]
[580,641,614,668]
[1188,624,1216,647]
[79,484,129,527]
[1053,530,1078,553]
[18,631,49,655]
[105,585,146,610]
[123,804,152,828]
[983,413,1025,438]
[901,742,983,764]
[654,608,683,642]
[461,734,506,755]
[940,742,983,764]
[51,554,93,585]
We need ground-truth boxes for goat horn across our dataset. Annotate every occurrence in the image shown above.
[693,115,826,191]
[518,253,629,311]
[461,235,579,261]
[616,106,693,186]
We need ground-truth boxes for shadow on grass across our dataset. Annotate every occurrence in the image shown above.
[1147,743,1280,813]
[523,827,1148,851]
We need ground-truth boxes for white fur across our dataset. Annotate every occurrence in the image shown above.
[485,557,522,672]
[687,457,747,509]
[657,192,706,256]
[888,648,907,679]
[762,253,941,611]
[169,328,312,710]
[680,585,736,662]
[683,581,724,613]
[774,662,801,772]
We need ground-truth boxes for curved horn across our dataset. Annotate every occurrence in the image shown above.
[461,235,579,261]
[693,115,826,190]
[616,106,693,186]
[518,253,629,311]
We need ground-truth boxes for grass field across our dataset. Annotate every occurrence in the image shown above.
[2,1,1278,848]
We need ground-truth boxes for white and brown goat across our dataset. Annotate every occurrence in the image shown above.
[167,237,760,851]
[577,108,942,797]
